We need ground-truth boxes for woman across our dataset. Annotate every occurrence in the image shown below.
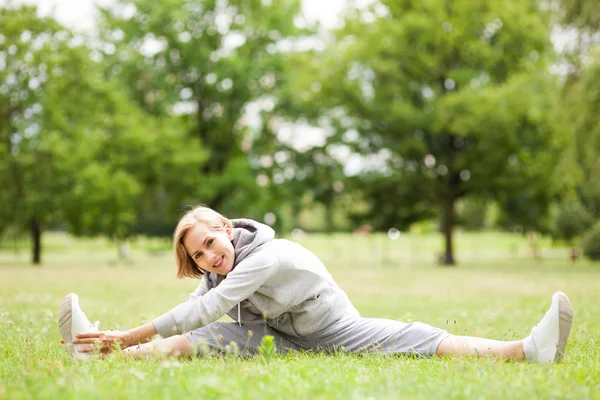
[59,206,573,363]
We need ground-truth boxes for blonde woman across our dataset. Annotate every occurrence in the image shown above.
[59,206,573,363]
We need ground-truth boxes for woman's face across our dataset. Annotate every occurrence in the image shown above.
[183,222,235,276]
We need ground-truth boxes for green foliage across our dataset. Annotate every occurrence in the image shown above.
[571,49,600,219]
[556,0,600,31]
[552,197,593,244]
[95,0,310,221]
[258,145,349,233]
[456,198,488,231]
[62,104,205,240]
[0,4,203,258]
[296,0,562,263]
[2,0,598,266]
[0,5,112,261]
[68,165,142,239]
[554,0,600,222]
[582,221,600,260]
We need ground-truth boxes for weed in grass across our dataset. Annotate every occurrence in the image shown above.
[258,335,276,364]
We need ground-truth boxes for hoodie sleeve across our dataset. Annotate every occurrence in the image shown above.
[188,277,210,301]
[152,251,280,338]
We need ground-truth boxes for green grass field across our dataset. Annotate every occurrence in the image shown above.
[1,232,599,399]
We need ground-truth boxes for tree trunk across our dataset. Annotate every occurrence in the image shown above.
[30,218,41,265]
[441,195,456,266]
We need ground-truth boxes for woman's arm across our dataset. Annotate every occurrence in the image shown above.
[153,252,280,337]
[123,322,158,346]
[73,322,158,353]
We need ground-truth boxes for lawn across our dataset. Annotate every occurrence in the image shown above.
[1,231,599,399]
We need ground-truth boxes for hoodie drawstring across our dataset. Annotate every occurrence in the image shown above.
[237,303,242,327]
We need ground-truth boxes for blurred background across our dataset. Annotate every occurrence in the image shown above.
[1,0,599,266]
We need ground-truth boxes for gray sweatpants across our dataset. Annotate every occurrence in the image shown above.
[185,314,450,357]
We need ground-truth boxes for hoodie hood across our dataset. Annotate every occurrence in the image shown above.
[203,219,275,289]
[231,218,275,266]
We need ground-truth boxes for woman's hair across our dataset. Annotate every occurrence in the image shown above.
[173,205,233,279]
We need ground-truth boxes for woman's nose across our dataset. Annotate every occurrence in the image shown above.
[205,252,217,265]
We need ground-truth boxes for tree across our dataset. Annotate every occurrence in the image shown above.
[260,143,348,233]
[0,4,200,263]
[95,0,311,223]
[582,221,600,261]
[62,99,205,254]
[553,197,592,245]
[558,48,600,221]
[303,0,562,264]
[0,5,111,263]
[553,0,600,223]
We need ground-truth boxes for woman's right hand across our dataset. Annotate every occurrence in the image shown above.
[72,330,129,354]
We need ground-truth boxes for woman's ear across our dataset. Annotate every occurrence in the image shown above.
[225,224,233,240]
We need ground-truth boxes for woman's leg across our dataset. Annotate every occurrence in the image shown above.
[122,321,300,359]
[436,336,525,360]
[438,291,573,362]
[187,320,301,357]
[310,292,572,363]
[310,316,529,360]
[122,334,193,358]
[119,325,523,360]
[310,316,450,356]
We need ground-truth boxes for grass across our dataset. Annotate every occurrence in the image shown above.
[1,231,599,399]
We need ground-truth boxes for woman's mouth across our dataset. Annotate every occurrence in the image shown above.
[214,256,224,268]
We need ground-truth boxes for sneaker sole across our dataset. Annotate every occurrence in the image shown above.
[555,292,573,362]
[58,293,75,357]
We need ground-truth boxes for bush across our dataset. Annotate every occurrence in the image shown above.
[553,198,592,243]
[582,221,600,260]
[456,199,488,231]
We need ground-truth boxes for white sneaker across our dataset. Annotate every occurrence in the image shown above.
[524,291,573,363]
[58,293,100,360]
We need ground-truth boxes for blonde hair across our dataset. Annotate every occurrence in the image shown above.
[173,206,233,279]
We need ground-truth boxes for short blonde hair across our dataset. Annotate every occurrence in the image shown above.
[173,206,233,279]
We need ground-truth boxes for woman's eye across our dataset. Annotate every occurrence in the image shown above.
[195,253,202,259]
[207,239,213,246]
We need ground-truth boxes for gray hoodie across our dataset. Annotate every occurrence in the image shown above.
[152,219,359,338]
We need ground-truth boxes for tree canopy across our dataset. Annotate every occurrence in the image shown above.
[1,0,598,265]
[287,0,563,264]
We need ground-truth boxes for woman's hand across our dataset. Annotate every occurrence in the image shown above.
[72,330,129,354]
[59,322,158,354]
